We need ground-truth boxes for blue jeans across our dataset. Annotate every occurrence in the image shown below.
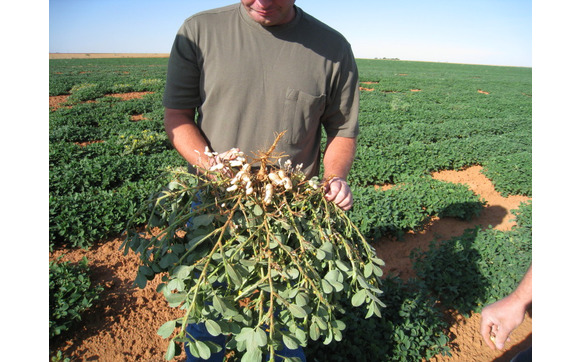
[510,346,531,362]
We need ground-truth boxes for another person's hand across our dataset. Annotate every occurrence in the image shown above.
[324,177,353,211]
[480,294,527,350]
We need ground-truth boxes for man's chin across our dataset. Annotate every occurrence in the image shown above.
[249,14,278,26]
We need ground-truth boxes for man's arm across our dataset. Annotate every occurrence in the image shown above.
[164,108,213,169]
[480,264,532,350]
[322,136,356,211]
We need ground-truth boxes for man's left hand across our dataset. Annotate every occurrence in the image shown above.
[324,177,353,211]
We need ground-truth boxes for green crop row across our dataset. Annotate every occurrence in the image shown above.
[305,275,452,361]
[49,68,183,249]
[350,176,484,241]
[352,59,532,195]
[411,201,532,316]
[50,256,103,338]
[50,58,167,97]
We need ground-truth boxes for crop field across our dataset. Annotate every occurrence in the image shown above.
[49,57,532,361]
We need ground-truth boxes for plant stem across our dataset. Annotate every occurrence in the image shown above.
[179,196,243,334]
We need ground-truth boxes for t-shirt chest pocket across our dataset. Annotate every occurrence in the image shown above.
[283,88,326,144]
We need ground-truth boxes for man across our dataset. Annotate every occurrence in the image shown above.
[162,1,360,360]
[163,0,359,212]
[480,265,532,361]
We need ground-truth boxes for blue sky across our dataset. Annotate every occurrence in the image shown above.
[49,0,532,67]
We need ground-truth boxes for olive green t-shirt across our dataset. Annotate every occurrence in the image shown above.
[163,4,359,178]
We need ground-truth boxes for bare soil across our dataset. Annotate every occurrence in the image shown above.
[49,165,532,362]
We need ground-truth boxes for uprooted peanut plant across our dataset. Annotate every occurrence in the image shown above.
[122,134,386,361]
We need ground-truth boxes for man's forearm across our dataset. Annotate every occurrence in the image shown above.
[322,136,356,180]
[512,264,532,307]
[164,108,212,169]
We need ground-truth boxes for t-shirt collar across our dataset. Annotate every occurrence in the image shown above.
[238,4,302,34]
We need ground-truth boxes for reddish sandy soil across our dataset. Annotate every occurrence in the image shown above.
[49,164,532,361]
[49,92,154,112]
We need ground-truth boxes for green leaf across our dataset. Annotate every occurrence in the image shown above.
[357,274,375,290]
[331,320,346,331]
[320,242,334,254]
[365,304,375,319]
[366,291,387,308]
[205,320,222,336]
[321,279,333,294]
[333,327,343,341]
[364,263,373,278]
[159,253,179,269]
[165,340,176,361]
[205,340,224,354]
[282,333,299,350]
[187,340,200,358]
[372,301,383,318]
[309,322,321,340]
[212,295,239,318]
[288,304,307,319]
[225,263,242,287]
[255,328,268,347]
[195,340,211,360]
[166,292,187,307]
[157,320,176,339]
[351,289,367,307]
[324,270,344,292]
[316,242,334,261]
[174,265,192,280]
[323,330,333,345]
[329,280,344,292]
[167,278,185,292]
[373,264,384,277]
[192,214,214,227]
[295,292,309,307]
[253,204,263,216]
[371,257,386,266]
[168,181,181,190]
[284,267,300,280]
[241,346,262,362]
[335,260,351,272]
[324,269,340,282]
[139,265,154,276]
[313,315,327,330]
[135,272,148,289]
[212,294,227,315]
[235,327,250,340]
[294,327,307,345]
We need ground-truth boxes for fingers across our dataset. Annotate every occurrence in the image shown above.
[480,317,512,351]
[219,148,241,161]
[493,327,511,350]
[480,320,497,350]
[203,148,242,178]
[325,177,353,211]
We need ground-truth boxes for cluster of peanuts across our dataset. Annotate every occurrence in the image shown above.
[204,147,319,205]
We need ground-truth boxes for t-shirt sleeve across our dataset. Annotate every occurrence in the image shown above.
[162,21,202,110]
[321,44,360,139]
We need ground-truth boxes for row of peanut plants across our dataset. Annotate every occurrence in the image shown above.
[49,58,532,361]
